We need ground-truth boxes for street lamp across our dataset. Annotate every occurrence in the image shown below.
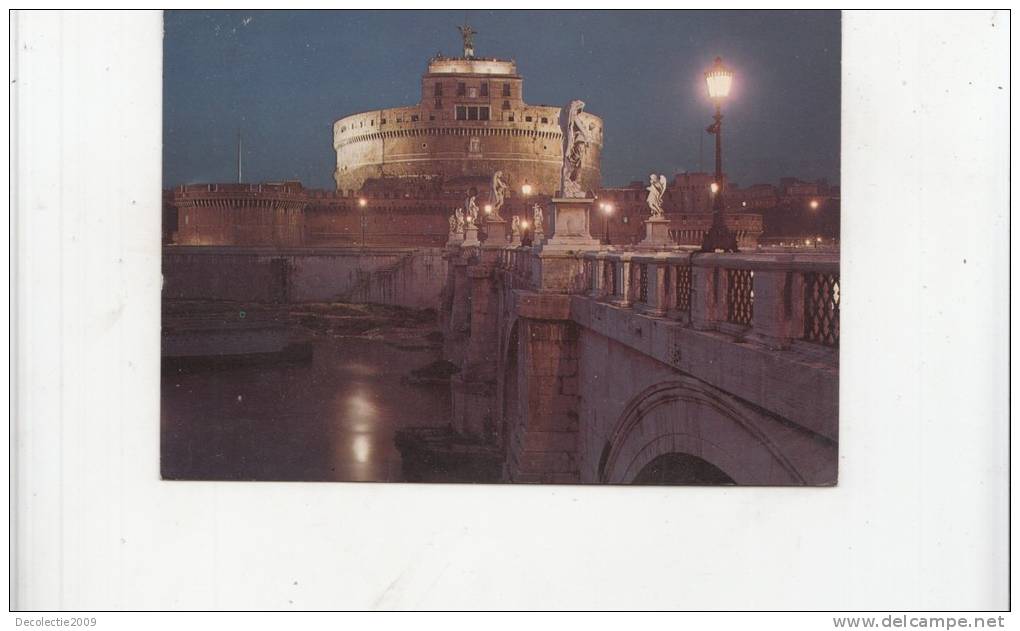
[600,201,614,245]
[809,199,820,210]
[700,56,738,253]
[358,197,367,247]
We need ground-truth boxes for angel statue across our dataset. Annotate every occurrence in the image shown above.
[491,171,510,219]
[560,99,592,198]
[465,194,480,226]
[511,215,521,238]
[646,173,668,218]
[448,211,458,235]
[454,207,465,234]
[533,203,544,234]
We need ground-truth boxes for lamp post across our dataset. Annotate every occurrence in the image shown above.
[358,197,367,248]
[700,56,738,253]
[600,201,614,245]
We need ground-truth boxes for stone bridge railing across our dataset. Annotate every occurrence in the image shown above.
[497,246,840,350]
[446,237,839,485]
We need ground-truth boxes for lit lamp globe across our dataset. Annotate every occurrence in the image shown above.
[705,56,734,101]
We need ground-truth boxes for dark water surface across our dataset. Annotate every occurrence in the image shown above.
[161,332,452,482]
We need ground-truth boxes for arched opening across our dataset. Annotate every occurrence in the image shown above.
[631,452,735,485]
[598,378,806,485]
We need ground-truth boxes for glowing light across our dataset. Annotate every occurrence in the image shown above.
[804,239,812,246]
[521,184,532,196]
[358,198,367,208]
[741,201,747,207]
[710,182,719,194]
[809,199,820,210]
[705,56,734,100]
[521,220,529,229]
[352,435,371,464]
[346,391,377,423]
[484,204,493,214]
[602,202,614,215]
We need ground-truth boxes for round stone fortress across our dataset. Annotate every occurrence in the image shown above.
[333,48,603,197]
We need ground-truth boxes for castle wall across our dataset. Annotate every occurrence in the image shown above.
[162,246,448,309]
[334,107,603,197]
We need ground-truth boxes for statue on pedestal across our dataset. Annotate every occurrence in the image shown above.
[511,215,521,242]
[465,194,479,226]
[560,99,592,198]
[457,23,477,58]
[533,203,544,235]
[454,207,465,233]
[448,211,458,235]
[491,171,509,219]
[646,173,667,218]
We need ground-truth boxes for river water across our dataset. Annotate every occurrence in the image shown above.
[161,324,452,482]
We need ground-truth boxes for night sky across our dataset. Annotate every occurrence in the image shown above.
[163,10,840,190]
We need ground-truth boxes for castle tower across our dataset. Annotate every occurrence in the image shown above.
[332,29,603,198]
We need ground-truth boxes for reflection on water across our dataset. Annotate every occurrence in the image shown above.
[161,335,451,482]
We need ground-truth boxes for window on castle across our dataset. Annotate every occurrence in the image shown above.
[502,82,511,97]
[434,83,443,97]
[541,117,548,124]
[434,97,443,109]
[480,82,488,96]
[381,118,386,124]
[457,82,466,96]
[411,114,419,122]
[502,100,511,110]
[479,107,490,121]
[468,87,478,98]
[467,106,479,121]
[525,115,533,122]
[456,106,467,120]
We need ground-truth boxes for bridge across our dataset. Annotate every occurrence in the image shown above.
[438,215,839,485]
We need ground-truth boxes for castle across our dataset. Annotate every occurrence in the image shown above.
[332,42,603,197]
[165,27,765,249]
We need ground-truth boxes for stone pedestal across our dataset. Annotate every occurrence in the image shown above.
[463,223,480,247]
[541,197,601,252]
[637,216,672,249]
[446,232,464,247]
[482,217,506,247]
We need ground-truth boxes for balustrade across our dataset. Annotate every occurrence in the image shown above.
[489,245,839,349]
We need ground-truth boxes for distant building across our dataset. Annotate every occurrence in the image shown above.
[726,177,841,240]
[332,44,603,197]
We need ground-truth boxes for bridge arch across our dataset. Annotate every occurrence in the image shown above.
[598,377,806,485]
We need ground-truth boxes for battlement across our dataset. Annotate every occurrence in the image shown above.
[426,56,518,77]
